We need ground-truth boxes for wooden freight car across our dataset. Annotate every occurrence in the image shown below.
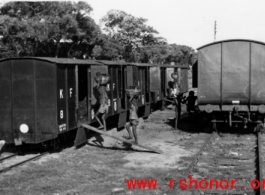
[193,39,265,131]
[0,57,189,148]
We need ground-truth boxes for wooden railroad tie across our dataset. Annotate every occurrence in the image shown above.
[81,124,163,154]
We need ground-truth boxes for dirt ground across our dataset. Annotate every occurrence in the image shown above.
[0,104,210,195]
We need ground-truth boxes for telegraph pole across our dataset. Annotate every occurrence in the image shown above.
[214,21,217,42]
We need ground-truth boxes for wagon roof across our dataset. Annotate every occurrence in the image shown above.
[129,62,189,69]
[155,64,189,68]
[97,61,157,67]
[129,62,155,67]
[95,60,127,65]
[197,39,265,50]
[0,57,102,65]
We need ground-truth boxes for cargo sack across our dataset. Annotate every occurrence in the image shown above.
[95,74,110,85]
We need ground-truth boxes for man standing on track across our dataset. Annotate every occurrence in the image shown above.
[170,72,181,130]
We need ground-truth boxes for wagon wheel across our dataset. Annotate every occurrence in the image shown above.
[50,138,60,150]
[212,116,222,136]
[262,117,265,134]
[212,121,217,133]
[257,116,265,134]
[255,123,264,134]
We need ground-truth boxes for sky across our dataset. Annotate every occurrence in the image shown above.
[85,0,265,50]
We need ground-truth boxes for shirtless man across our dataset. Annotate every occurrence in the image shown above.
[95,73,109,131]
[182,90,199,117]
[125,96,139,144]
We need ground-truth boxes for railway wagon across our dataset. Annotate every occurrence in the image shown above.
[0,57,189,148]
[0,57,102,145]
[193,39,265,130]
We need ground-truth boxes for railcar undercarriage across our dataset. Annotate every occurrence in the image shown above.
[209,109,265,134]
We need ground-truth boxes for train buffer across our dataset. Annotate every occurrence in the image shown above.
[75,124,163,154]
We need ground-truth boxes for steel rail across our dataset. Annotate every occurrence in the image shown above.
[170,132,216,194]
[171,129,261,195]
[0,153,18,162]
[0,152,49,173]
[257,131,263,195]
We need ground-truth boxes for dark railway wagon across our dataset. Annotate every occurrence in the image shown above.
[130,63,189,112]
[0,57,104,144]
[127,63,152,117]
[194,39,265,129]
[157,64,189,97]
[0,57,189,147]
[95,60,129,128]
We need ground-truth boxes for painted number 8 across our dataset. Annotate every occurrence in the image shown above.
[60,110,64,119]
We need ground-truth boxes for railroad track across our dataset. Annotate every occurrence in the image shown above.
[0,153,18,162]
[0,152,49,173]
[171,130,263,195]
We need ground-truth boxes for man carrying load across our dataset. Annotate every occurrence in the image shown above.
[94,72,110,132]
[124,86,141,144]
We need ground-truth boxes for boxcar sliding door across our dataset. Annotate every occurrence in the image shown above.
[118,66,126,112]
[150,66,161,103]
[108,65,119,116]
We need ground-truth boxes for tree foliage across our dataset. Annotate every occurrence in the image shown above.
[165,44,194,65]
[99,9,194,65]
[0,4,194,65]
[0,1,101,58]
[100,10,159,62]
[92,34,123,60]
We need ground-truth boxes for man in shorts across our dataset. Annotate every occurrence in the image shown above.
[95,77,109,131]
[169,73,181,129]
[124,95,139,144]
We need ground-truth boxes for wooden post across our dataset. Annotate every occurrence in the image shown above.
[81,124,163,154]
[174,98,178,130]
[177,95,181,121]
[161,99,165,111]
[174,96,181,130]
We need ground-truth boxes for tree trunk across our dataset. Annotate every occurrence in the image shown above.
[55,40,61,57]
[67,42,76,58]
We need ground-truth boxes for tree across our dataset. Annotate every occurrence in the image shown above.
[100,9,194,65]
[92,34,123,60]
[0,2,195,63]
[100,10,159,62]
[0,1,101,58]
[165,44,194,65]
[139,37,170,64]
